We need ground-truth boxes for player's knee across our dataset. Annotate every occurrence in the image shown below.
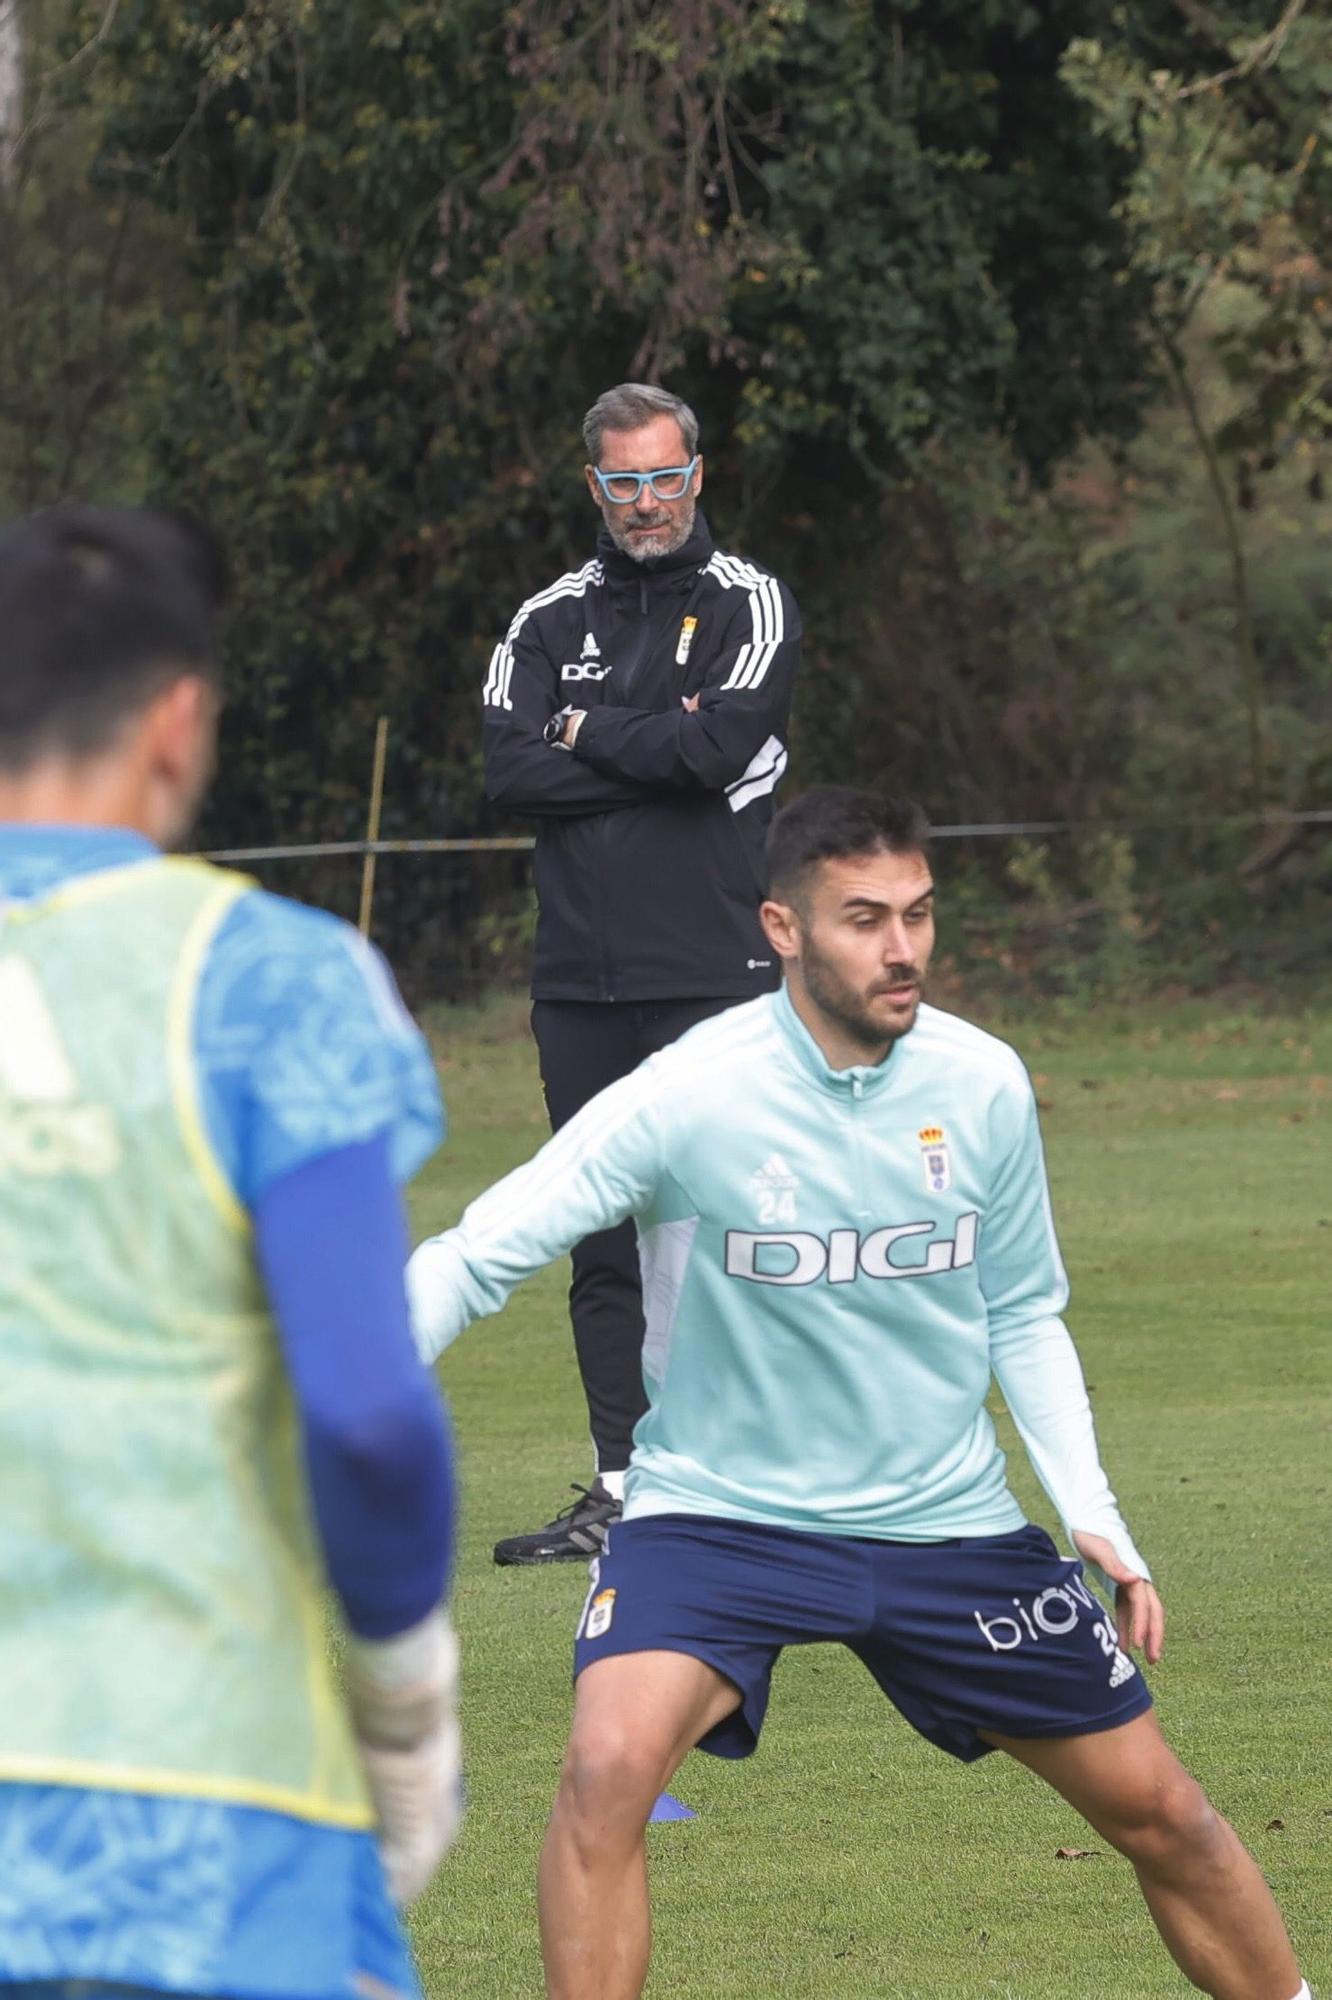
[556,1720,664,1834]
[1103,1770,1224,1871]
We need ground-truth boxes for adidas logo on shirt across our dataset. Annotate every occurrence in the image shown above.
[563,631,608,681]
[750,1154,799,1227]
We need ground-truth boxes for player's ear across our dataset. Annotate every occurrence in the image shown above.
[692,454,704,494]
[759,897,800,962]
[584,465,602,505]
[143,671,218,838]
[154,670,216,761]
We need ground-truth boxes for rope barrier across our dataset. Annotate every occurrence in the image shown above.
[201,810,1332,864]
[203,836,540,861]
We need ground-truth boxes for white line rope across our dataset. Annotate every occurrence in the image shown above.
[201,810,1332,864]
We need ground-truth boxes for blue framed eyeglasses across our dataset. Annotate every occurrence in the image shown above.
[592,458,698,505]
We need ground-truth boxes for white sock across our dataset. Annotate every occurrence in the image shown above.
[598,1468,626,1502]
[1287,1982,1311,2000]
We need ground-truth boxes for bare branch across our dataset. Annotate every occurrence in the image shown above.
[4,0,122,170]
[1173,0,1306,100]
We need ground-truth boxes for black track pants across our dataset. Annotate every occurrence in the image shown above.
[530,997,741,1473]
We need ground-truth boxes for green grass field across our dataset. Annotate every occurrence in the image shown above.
[403,995,1332,1999]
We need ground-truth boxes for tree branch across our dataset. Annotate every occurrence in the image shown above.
[4,0,122,171]
[1172,0,1306,100]
[1157,325,1267,807]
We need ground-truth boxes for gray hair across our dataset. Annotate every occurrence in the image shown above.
[582,383,700,465]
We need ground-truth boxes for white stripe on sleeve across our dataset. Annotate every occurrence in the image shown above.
[726,735,788,812]
[482,561,603,712]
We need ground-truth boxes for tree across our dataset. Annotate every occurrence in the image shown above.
[0,0,179,513]
[1064,0,1332,806]
[48,0,1305,983]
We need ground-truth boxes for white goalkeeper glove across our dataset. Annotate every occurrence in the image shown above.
[345,1608,462,1907]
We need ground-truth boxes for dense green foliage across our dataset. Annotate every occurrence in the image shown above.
[0,1,1327,989]
[407,994,1332,1996]
[82,0,1159,840]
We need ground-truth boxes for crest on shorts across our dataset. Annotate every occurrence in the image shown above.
[584,1588,617,1640]
[918,1125,951,1194]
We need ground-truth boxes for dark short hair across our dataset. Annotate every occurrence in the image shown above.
[0,504,227,772]
[766,787,931,906]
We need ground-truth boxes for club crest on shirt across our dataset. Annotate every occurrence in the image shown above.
[750,1152,799,1226]
[675,615,698,665]
[918,1125,951,1194]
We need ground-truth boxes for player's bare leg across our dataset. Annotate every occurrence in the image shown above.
[539,1650,740,2000]
[985,1711,1302,2000]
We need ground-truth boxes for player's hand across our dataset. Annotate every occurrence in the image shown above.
[1072,1531,1165,1665]
[681,692,700,712]
[346,1609,463,1907]
[562,708,587,747]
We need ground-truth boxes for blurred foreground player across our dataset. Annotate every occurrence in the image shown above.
[0,508,459,2000]
[409,788,1307,2000]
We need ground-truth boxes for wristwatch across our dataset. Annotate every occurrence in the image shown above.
[545,707,588,749]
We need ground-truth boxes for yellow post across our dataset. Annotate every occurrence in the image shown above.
[358,715,390,939]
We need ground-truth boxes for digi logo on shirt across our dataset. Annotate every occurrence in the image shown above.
[724,1215,978,1286]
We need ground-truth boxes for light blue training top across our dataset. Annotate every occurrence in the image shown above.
[0,824,442,1200]
[410,986,1148,1578]
[0,825,443,2000]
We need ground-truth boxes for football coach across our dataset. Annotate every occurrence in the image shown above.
[481,381,802,1566]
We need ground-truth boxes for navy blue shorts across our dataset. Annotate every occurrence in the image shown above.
[573,1516,1152,1762]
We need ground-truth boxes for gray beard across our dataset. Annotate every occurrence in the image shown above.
[607,497,696,563]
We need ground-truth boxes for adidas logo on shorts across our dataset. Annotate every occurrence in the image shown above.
[1108,1648,1137,1689]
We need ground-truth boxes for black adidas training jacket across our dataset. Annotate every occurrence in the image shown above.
[482,512,802,1003]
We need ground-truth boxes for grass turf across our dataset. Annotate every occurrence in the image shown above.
[403,994,1331,1999]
